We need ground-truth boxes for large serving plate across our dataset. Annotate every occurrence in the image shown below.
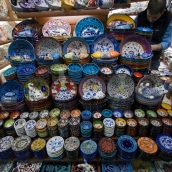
[120,34,152,59]
[42,19,71,37]
[12,20,41,38]
[91,33,119,53]
[51,76,77,102]
[107,73,134,99]
[24,77,50,101]
[75,17,104,38]
[35,37,62,57]
[63,37,90,56]
[107,14,136,29]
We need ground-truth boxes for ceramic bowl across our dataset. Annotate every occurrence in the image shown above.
[83,63,99,76]
[115,64,133,76]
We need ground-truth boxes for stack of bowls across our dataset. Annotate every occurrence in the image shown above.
[25,120,37,138]
[3,67,17,81]
[81,110,92,121]
[92,111,102,122]
[49,108,60,119]
[35,65,52,85]
[123,110,134,120]
[80,121,92,138]
[47,117,58,137]
[117,135,137,160]
[102,109,112,120]
[71,109,81,119]
[161,118,172,135]
[16,64,36,84]
[137,137,158,161]
[20,112,29,121]
[126,118,137,137]
[31,138,47,160]
[68,63,83,84]
[58,119,69,138]
[150,118,162,138]
[146,110,157,119]
[29,112,39,121]
[64,137,80,160]
[134,109,145,120]
[12,136,32,161]
[69,117,80,137]
[46,136,65,160]
[4,119,16,137]
[80,140,98,161]
[93,120,104,138]
[0,136,14,159]
[14,119,26,136]
[36,119,48,138]
[138,118,150,136]
[103,118,115,137]
[60,110,71,120]
[39,110,50,120]
[98,137,117,160]
[112,109,123,120]
[82,63,99,77]
[115,118,126,137]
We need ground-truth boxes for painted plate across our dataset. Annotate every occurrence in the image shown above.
[24,77,50,101]
[107,14,136,29]
[42,19,71,37]
[0,136,14,152]
[64,137,80,151]
[91,33,119,53]
[51,76,77,101]
[35,37,62,56]
[63,37,90,55]
[75,17,104,37]
[31,138,46,151]
[80,140,97,154]
[120,34,152,59]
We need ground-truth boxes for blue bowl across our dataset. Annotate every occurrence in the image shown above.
[115,64,133,76]
[102,109,112,118]
[81,110,92,120]
[83,63,99,75]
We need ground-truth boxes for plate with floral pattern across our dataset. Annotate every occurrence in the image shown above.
[64,137,80,151]
[42,19,71,37]
[0,136,14,152]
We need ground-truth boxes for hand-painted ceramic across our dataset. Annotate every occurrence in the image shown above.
[83,63,99,75]
[42,19,71,37]
[12,20,41,38]
[3,66,16,77]
[156,134,172,153]
[157,109,168,117]
[103,118,115,127]
[18,0,37,12]
[107,74,134,99]
[9,0,24,12]
[25,120,36,130]
[35,37,62,57]
[24,77,50,101]
[63,37,90,56]
[99,0,113,9]
[107,14,136,29]
[120,34,152,59]
[36,119,47,130]
[0,136,14,152]
[91,33,119,53]
[51,76,77,101]
[31,138,46,151]
[79,75,106,100]
[33,0,49,11]
[0,25,7,42]
[0,0,8,18]
[16,63,36,75]
[75,17,104,38]
[0,111,9,120]
[115,64,133,76]
[80,140,97,154]
[64,137,80,151]
[45,0,61,10]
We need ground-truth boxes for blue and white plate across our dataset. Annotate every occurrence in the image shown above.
[25,120,36,130]
[103,118,115,127]
[113,109,123,118]
[75,17,104,38]
[91,33,119,53]
[80,140,97,154]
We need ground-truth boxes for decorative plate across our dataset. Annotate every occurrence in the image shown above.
[42,19,71,37]
[100,66,113,75]
[136,27,153,34]
[156,134,172,153]
[91,33,119,53]
[0,25,7,42]
[157,109,168,117]
[12,135,31,152]
[18,0,37,12]
[31,138,46,151]
[103,118,115,127]
[83,63,99,75]
[99,137,116,153]
[33,0,49,11]
[113,109,123,118]
[107,14,136,29]
[47,117,58,127]
[12,19,41,38]
[115,118,126,127]
[75,17,104,38]
[120,34,152,59]
[45,0,61,10]
[107,74,134,99]
[78,75,106,100]
[147,110,157,118]
[4,119,14,128]
[0,136,14,152]
[63,37,90,56]
[16,63,36,75]
[51,76,77,101]
[14,119,26,129]
[36,119,47,130]
[25,120,36,130]
[117,135,137,153]
[137,137,158,154]
[134,109,145,118]
[115,64,133,76]
[35,37,62,57]
[123,110,134,118]
[24,77,50,101]
[127,119,137,127]
[46,136,64,153]
[80,140,97,154]
[64,137,80,151]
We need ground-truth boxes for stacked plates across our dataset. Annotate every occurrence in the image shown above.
[47,117,58,137]
[138,118,150,136]
[46,136,65,160]
[80,121,92,138]
[92,111,102,122]
[69,117,80,137]
[39,110,50,120]
[68,63,83,84]
[49,108,60,118]
[161,118,172,135]
[60,110,71,120]
[64,137,80,160]
[93,120,103,138]
[0,136,14,159]
[112,109,123,120]
[80,140,98,161]
[31,138,47,160]
[115,118,126,137]
[81,110,92,121]
[117,135,137,160]
[126,119,137,137]
[16,64,36,84]
[98,137,117,160]
[134,109,145,120]
[20,112,29,121]
[4,119,16,137]
[35,65,52,85]
[29,112,39,121]
[58,119,69,138]
[102,109,113,119]
[150,118,162,138]
[25,120,37,137]
[36,119,48,138]
[3,67,17,81]
[82,63,99,77]
[103,118,115,137]
[14,119,26,136]
[137,137,158,161]
[146,110,157,119]
[123,110,134,120]
[12,136,32,161]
